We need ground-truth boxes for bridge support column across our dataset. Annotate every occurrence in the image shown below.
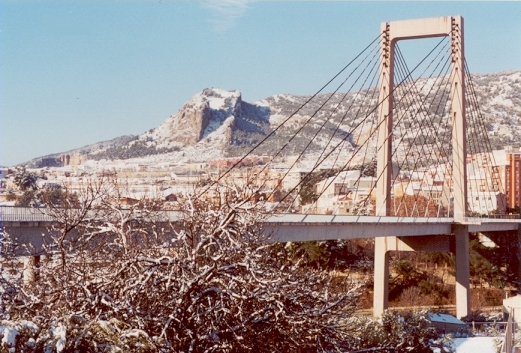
[373,236,391,317]
[454,225,470,319]
[373,232,467,318]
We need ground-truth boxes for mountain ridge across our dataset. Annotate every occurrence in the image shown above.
[24,70,521,168]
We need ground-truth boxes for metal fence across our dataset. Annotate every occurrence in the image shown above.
[0,206,54,222]
[0,206,183,223]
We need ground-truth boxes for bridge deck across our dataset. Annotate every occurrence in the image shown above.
[2,207,519,243]
[263,214,521,242]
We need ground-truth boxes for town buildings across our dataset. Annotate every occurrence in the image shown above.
[1,148,520,216]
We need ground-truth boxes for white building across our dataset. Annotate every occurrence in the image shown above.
[314,170,376,214]
[467,191,506,215]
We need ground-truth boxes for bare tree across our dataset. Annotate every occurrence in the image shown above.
[0,177,364,352]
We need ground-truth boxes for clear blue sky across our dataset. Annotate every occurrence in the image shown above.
[1,1,520,167]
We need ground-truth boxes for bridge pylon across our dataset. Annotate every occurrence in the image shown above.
[374,16,470,319]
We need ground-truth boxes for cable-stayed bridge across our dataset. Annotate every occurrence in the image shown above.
[2,16,520,319]
[202,16,521,318]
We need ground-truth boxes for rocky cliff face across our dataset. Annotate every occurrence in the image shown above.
[143,92,210,147]
[123,88,272,158]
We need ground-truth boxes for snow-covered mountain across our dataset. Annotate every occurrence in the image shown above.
[25,71,521,168]
[137,88,271,153]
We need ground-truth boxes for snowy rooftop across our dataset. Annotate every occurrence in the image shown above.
[433,337,499,353]
[453,337,499,353]
[429,313,465,325]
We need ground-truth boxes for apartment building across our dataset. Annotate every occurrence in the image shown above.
[505,150,521,209]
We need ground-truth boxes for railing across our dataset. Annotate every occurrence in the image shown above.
[0,206,55,222]
[470,321,508,337]
[0,206,183,223]
[474,214,521,219]
[502,308,514,353]
[1,206,520,225]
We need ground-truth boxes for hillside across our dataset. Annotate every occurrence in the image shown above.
[25,71,521,168]
[26,135,136,168]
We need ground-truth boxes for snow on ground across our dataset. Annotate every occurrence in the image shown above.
[207,89,240,110]
[453,337,499,353]
[490,93,514,107]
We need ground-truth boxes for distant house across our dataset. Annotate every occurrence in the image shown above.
[468,191,506,215]
[428,313,467,335]
[164,193,177,202]
[114,197,140,207]
[314,170,376,214]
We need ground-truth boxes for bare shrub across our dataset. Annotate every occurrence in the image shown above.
[1,178,363,352]
[399,286,426,308]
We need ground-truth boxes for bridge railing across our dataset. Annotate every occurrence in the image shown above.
[1,206,520,224]
[0,206,55,222]
[473,214,521,219]
[0,206,183,223]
